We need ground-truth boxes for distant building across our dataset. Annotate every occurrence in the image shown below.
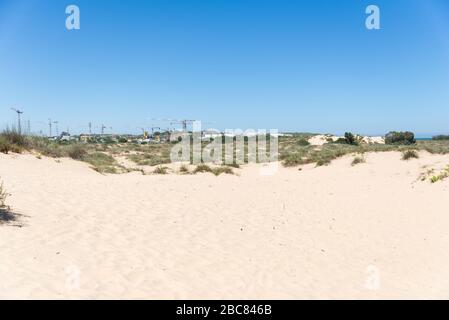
[79,134,92,143]
[202,130,222,140]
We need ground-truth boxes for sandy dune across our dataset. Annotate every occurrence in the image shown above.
[308,135,385,146]
[307,135,339,146]
[1,152,449,299]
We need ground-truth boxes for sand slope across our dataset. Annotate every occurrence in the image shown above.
[1,152,449,299]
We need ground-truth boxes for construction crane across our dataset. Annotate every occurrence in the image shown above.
[170,120,196,132]
[100,124,113,135]
[151,127,161,134]
[139,128,149,139]
[148,118,212,133]
[11,108,24,134]
[150,127,162,142]
[147,118,190,130]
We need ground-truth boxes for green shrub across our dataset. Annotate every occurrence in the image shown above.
[402,150,419,160]
[0,128,26,154]
[84,152,118,173]
[84,152,115,165]
[432,135,449,141]
[316,159,331,167]
[385,131,416,145]
[333,138,348,144]
[25,137,63,157]
[331,132,358,145]
[430,174,447,183]
[40,143,63,157]
[344,132,358,145]
[297,139,310,146]
[0,137,11,154]
[10,145,23,154]
[429,167,449,183]
[103,137,116,144]
[0,127,27,147]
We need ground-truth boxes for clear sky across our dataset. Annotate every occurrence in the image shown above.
[0,0,448,136]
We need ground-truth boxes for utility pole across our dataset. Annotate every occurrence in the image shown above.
[48,119,52,137]
[89,122,92,135]
[11,108,24,134]
[101,124,106,135]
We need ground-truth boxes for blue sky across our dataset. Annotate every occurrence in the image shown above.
[0,0,448,136]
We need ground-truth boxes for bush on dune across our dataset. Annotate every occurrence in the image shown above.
[432,135,449,141]
[296,139,310,146]
[0,127,27,147]
[344,132,358,145]
[0,132,88,159]
[0,136,11,154]
[28,137,64,157]
[316,158,331,167]
[83,152,118,173]
[385,131,416,145]
[0,130,121,173]
[0,128,25,154]
[332,132,359,146]
[67,144,87,160]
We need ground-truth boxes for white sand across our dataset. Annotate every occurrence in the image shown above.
[361,136,385,144]
[308,135,385,146]
[307,135,339,146]
[1,152,449,299]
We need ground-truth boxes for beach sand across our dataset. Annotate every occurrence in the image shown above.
[1,151,449,299]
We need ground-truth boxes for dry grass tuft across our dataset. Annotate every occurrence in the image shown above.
[153,166,169,175]
[351,155,366,166]
[194,164,213,174]
[402,150,419,160]
[179,165,190,174]
[0,181,17,225]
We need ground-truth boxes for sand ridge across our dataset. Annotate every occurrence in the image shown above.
[1,152,449,299]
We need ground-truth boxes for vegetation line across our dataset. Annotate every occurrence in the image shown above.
[2,128,449,173]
